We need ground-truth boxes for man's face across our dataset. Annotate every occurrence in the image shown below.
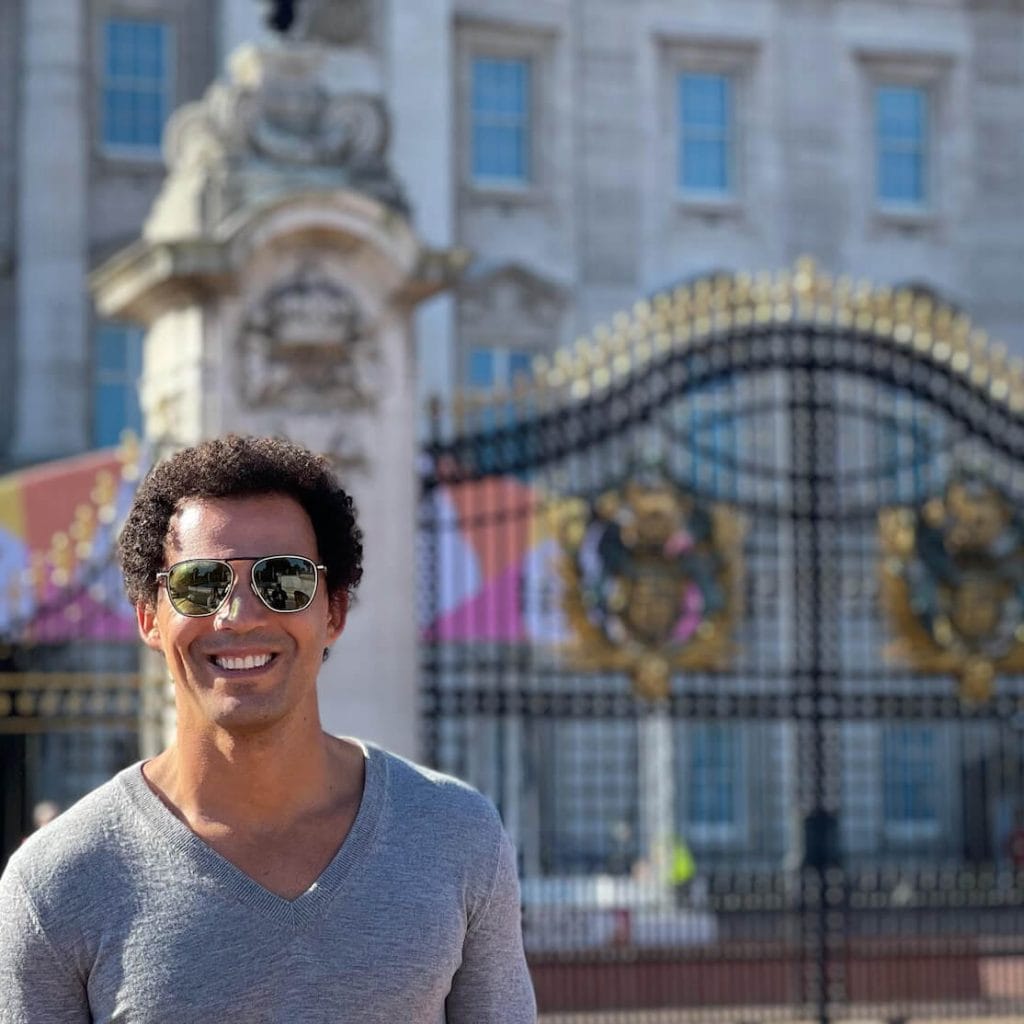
[137,493,347,735]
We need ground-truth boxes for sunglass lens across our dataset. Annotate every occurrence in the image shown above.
[166,560,233,616]
[252,557,318,612]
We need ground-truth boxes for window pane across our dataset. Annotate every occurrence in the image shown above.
[473,124,527,180]
[471,57,530,183]
[879,152,925,204]
[883,725,938,825]
[93,324,143,447]
[877,87,925,142]
[508,351,533,384]
[688,724,738,827]
[468,348,495,389]
[681,74,728,127]
[682,139,728,192]
[94,383,127,448]
[101,18,172,150]
[679,73,731,193]
[96,325,127,372]
[105,21,131,77]
[876,86,927,205]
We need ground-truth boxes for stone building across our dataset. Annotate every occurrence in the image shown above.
[2,0,1023,467]
[3,0,1024,881]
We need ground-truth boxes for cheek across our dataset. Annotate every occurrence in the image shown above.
[160,616,205,661]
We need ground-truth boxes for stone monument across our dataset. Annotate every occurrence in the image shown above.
[92,3,464,758]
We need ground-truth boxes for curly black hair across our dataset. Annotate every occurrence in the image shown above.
[119,435,363,606]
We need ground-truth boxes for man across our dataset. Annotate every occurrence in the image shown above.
[0,435,536,1023]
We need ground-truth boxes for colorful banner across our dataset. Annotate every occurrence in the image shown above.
[0,446,140,645]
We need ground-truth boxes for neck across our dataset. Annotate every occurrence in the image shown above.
[145,713,357,829]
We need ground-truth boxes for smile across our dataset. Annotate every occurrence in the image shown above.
[211,653,275,671]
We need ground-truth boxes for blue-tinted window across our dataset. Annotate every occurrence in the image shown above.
[101,19,172,151]
[876,86,928,206]
[467,347,534,391]
[471,57,530,184]
[688,381,738,493]
[94,323,143,447]
[883,725,938,828]
[687,724,740,827]
[468,348,496,389]
[678,73,732,194]
[508,351,533,384]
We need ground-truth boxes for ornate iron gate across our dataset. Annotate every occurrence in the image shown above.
[420,261,1024,1022]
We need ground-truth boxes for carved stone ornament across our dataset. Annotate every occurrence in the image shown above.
[237,263,378,412]
[458,263,565,344]
[879,474,1024,702]
[161,45,407,216]
[549,467,745,700]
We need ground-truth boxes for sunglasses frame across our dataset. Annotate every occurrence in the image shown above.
[156,554,327,618]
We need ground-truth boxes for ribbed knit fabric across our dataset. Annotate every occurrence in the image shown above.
[0,744,536,1023]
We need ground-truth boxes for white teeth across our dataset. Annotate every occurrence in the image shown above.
[214,653,272,671]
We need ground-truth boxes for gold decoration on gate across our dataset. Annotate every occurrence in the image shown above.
[551,469,745,700]
[879,476,1024,702]
[507,257,1024,420]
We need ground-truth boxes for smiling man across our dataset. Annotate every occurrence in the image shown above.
[0,435,536,1024]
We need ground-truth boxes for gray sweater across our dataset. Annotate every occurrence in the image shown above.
[0,745,536,1023]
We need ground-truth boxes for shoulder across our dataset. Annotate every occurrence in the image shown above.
[363,745,517,914]
[365,745,506,868]
[3,766,142,916]
[374,745,501,825]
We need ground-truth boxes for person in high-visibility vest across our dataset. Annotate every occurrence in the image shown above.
[671,837,696,906]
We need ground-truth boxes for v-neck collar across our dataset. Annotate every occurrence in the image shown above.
[118,741,387,928]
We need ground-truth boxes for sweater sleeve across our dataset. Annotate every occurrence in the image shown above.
[0,862,90,1024]
[444,828,536,1024]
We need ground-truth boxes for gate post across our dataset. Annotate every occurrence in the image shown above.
[92,41,462,759]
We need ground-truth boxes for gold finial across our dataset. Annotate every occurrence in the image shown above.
[793,256,816,299]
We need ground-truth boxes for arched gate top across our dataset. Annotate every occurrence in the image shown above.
[455,257,1022,415]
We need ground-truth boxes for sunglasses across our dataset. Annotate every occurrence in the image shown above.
[156,555,327,617]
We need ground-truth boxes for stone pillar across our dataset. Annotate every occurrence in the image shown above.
[638,710,675,903]
[13,0,88,463]
[92,43,463,760]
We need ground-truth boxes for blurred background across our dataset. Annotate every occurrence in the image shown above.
[3,1,1024,1020]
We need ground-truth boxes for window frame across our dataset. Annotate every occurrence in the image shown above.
[855,48,953,227]
[456,20,555,203]
[659,36,759,216]
[98,15,176,161]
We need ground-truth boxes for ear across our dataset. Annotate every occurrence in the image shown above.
[137,600,164,652]
[325,591,348,645]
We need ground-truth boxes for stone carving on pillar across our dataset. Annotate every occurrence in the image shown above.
[149,43,406,238]
[237,261,377,413]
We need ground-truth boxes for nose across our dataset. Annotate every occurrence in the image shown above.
[213,570,267,630]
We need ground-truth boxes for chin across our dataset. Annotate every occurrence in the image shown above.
[202,693,295,734]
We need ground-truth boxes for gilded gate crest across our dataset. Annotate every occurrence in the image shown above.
[552,471,744,700]
[879,476,1024,702]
